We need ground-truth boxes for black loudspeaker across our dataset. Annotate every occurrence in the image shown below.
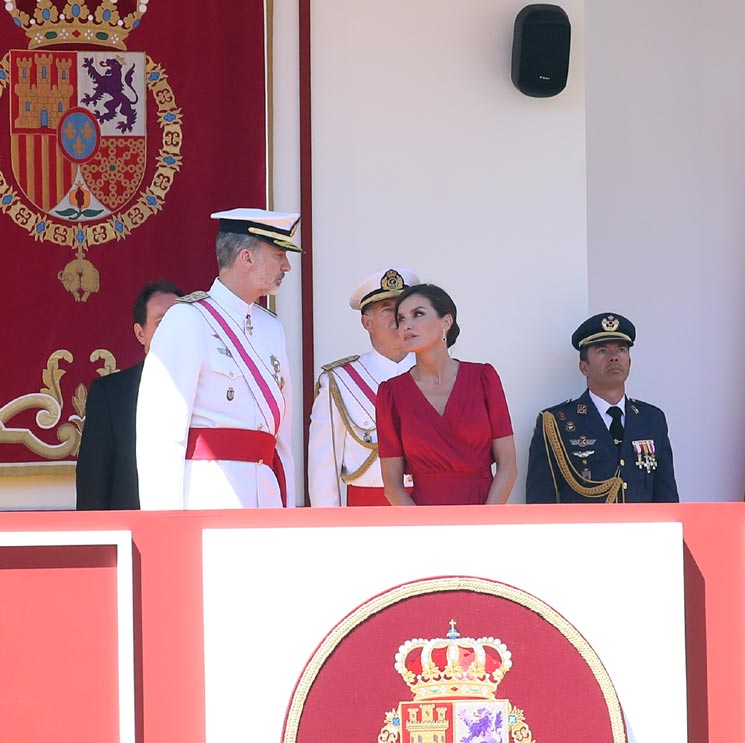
[511,5,571,98]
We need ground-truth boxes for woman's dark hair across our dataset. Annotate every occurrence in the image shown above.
[394,283,461,348]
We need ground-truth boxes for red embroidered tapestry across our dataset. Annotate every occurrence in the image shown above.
[0,0,268,472]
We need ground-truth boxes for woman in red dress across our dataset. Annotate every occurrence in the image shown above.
[377,284,517,506]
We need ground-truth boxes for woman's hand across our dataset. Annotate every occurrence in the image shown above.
[380,456,416,506]
[486,435,518,504]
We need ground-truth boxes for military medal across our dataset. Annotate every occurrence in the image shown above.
[632,439,657,473]
[581,468,592,480]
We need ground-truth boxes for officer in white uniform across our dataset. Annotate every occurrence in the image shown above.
[136,208,301,510]
[308,267,420,506]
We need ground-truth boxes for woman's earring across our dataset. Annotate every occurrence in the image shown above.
[442,331,447,343]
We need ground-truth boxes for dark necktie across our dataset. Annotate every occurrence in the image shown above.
[607,406,624,449]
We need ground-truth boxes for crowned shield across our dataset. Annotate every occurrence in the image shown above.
[10,49,146,220]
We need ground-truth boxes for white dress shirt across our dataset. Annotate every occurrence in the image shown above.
[589,389,626,431]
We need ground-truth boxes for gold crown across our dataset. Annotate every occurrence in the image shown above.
[394,620,512,701]
[5,0,147,51]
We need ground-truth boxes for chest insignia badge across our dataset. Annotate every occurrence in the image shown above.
[226,387,235,401]
[270,354,285,390]
[577,404,587,414]
[570,436,597,447]
[571,450,595,458]
[557,411,567,420]
[566,421,576,432]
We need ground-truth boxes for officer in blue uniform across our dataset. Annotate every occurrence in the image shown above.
[526,313,679,503]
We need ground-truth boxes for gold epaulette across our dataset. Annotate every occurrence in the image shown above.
[322,355,359,372]
[255,303,277,318]
[177,290,210,303]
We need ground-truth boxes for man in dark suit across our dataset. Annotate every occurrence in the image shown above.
[526,313,679,503]
[76,281,183,509]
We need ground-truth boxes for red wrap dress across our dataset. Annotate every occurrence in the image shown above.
[376,362,513,505]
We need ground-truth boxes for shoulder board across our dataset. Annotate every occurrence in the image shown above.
[254,303,277,318]
[542,399,572,413]
[177,290,210,304]
[322,355,360,372]
[627,397,659,412]
[627,397,651,408]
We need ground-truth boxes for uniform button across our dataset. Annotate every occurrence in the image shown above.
[619,459,625,466]
[622,483,628,490]
[582,459,587,465]
[229,372,235,378]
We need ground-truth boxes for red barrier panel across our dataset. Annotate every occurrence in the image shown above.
[0,503,740,742]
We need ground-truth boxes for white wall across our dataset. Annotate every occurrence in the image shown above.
[585,1,745,501]
[309,0,588,501]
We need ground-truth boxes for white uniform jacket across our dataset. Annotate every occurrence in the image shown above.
[308,349,414,506]
[136,278,295,510]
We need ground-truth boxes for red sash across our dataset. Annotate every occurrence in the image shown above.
[346,484,414,507]
[186,428,286,507]
[346,485,390,507]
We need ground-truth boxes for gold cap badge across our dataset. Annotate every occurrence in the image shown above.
[601,315,620,332]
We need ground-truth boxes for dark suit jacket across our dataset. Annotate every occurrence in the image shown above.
[526,388,679,503]
[76,361,143,510]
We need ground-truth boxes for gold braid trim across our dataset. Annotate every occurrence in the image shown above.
[326,371,379,483]
[541,411,624,503]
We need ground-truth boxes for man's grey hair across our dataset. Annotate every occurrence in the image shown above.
[215,232,264,270]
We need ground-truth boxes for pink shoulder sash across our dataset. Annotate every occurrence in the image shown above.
[331,360,378,419]
[193,299,284,435]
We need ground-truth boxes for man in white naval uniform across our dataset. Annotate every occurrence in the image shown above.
[308,267,419,506]
[136,208,301,509]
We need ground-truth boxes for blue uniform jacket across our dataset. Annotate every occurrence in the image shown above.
[526,389,679,503]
